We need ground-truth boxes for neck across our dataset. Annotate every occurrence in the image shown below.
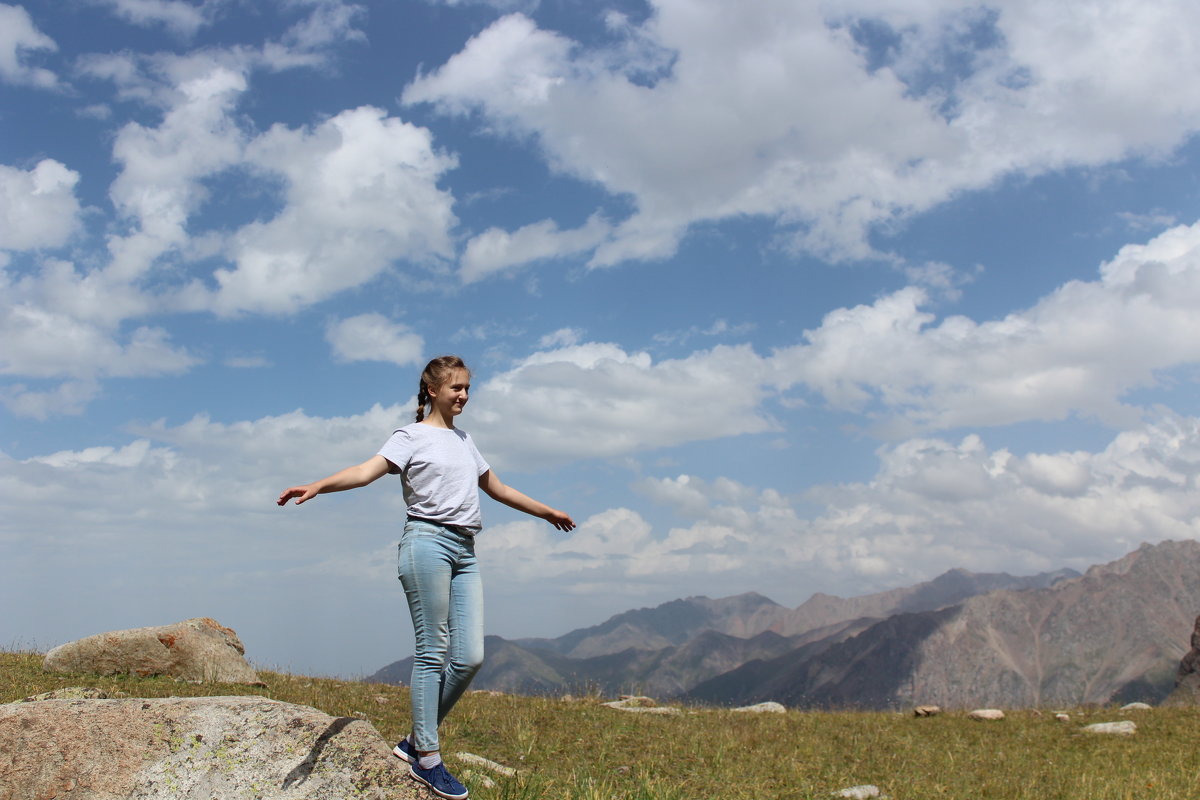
[421,409,455,429]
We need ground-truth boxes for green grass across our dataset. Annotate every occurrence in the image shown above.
[4,650,1199,799]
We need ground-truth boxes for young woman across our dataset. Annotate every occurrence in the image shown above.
[277,355,575,799]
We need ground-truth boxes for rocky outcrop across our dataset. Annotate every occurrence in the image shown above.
[1161,614,1200,706]
[0,695,417,800]
[43,618,262,684]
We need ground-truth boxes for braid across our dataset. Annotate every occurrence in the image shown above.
[415,383,429,422]
[413,355,470,423]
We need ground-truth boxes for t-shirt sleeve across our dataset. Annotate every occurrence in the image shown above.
[377,429,414,474]
[465,432,490,477]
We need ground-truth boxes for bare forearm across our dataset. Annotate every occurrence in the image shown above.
[492,484,553,517]
[313,463,379,494]
[278,456,389,506]
[480,470,575,531]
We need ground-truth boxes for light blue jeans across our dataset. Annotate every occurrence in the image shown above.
[397,519,485,753]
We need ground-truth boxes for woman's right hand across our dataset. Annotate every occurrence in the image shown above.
[277,485,318,506]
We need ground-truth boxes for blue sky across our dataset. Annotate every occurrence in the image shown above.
[4,0,1200,678]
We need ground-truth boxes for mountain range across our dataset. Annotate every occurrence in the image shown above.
[367,540,1200,709]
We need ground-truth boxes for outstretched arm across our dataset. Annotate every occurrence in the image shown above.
[478,470,575,531]
[277,455,391,506]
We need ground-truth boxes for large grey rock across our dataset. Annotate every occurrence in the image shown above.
[43,618,262,684]
[1161,613,1200,706]
[0,695,418,799]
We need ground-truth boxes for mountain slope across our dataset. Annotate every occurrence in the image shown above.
[778,567,1078,636]
[366,545,1195,709]
[514,592,791,658]
[513,567,1077,661]
[685,540,1200,709]
[906,540,1200,707]
[683,609,959,709]
[366,630,801,697]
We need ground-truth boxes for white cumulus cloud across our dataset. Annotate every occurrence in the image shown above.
[208,106,458,315]
[772,220,1200,433]
[0,4,58,88]
[95,0,214,37]
[404,1,1200,272]
[0,160,82,251]
[326,313,425,366]
[526,412,1200,604]
[469,341,775,471]
[461,214,610,283]
[105,60,248,282]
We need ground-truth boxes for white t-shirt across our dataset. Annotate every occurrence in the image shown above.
[378,423,491,532]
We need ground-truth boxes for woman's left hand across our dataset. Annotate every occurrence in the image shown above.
[543,509,576,532]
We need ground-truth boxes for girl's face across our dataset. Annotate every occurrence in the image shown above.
[427,368,471,418]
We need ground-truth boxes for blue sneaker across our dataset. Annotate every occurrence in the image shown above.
[409,761,469,800]
[392,738,416,763]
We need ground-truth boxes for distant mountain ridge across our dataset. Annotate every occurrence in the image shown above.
[909,540,1200,707]
[510,566,1077,659]
[513,592,791,658]
[368,556,1107,705]
[775,566,1077,637]
[684,540,1200,709]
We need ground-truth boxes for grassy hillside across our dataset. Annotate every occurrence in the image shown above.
[3,650,1198,799]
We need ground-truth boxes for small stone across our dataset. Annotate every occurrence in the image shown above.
[834,785,881,799]
[913,705,941,717]
[455,752,516,777]
[1054,713,1070,722]
[1082,720,1136,735]
[373,695,388,705]
[1119,702,1152,711]
[600,695,676,714]
[615,705,683,715]
[614,766,632,776]
[968,709,1005,721]
[731,701,786,714]
[459,770,497,790]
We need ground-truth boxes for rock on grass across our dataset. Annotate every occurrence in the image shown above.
[0,695,418,799]
[42,618,261,685]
